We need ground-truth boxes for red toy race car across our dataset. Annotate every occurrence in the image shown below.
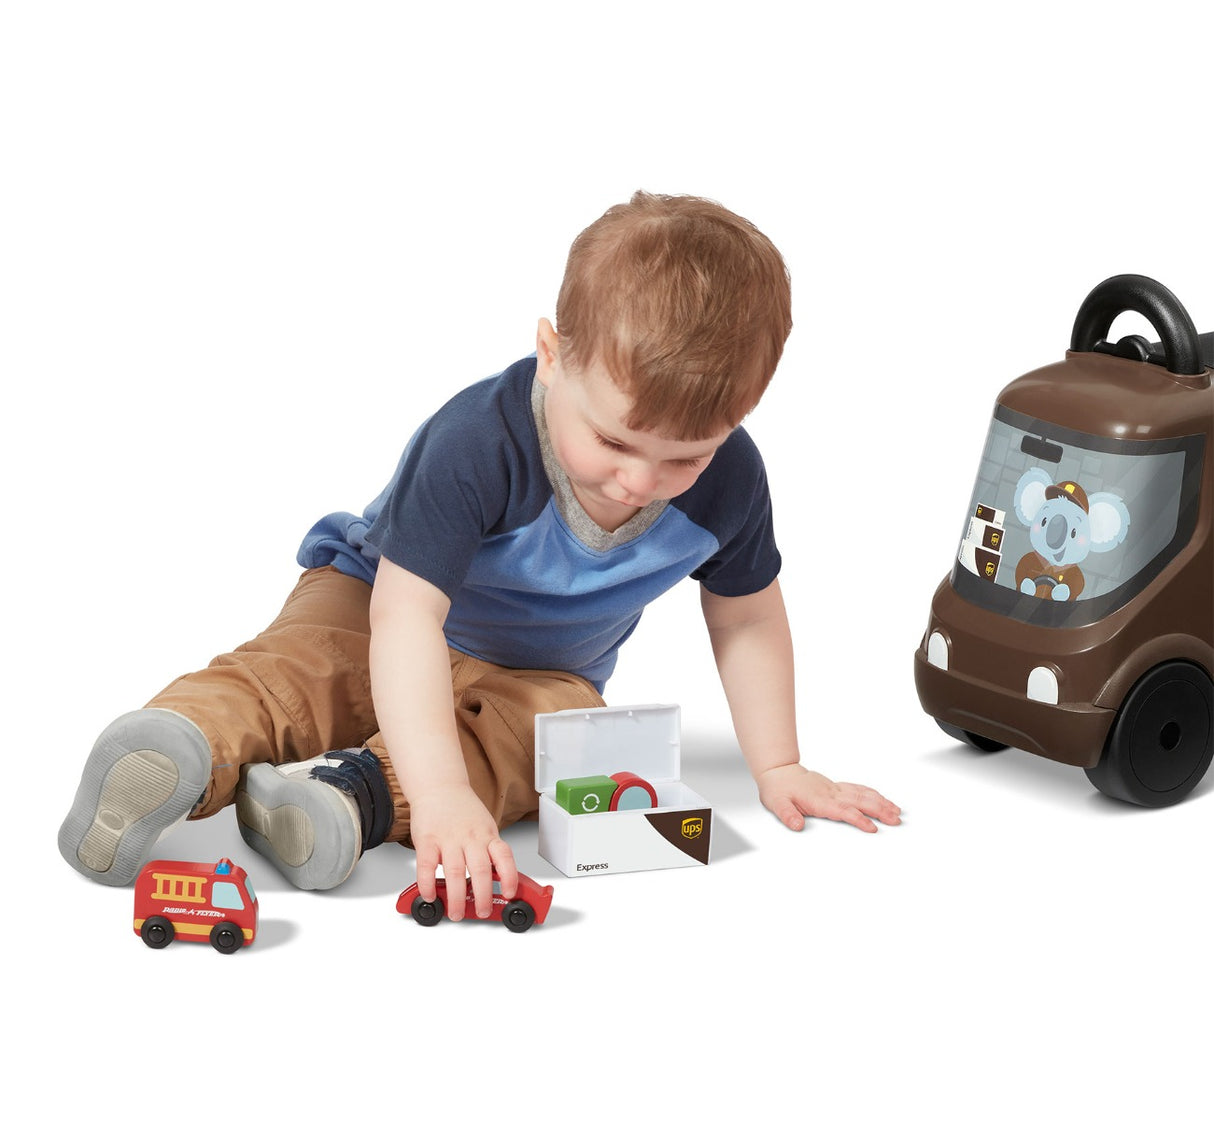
[396,870,554,933]
[134,857,259,953]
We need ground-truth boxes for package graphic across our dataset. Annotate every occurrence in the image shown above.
[959,503,1006,582]
[535,704,712,876]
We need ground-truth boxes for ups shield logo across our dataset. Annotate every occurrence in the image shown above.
[645,808,711,864]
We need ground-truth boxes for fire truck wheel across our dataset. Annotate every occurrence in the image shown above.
[209,921,245,954]
[141,917,175,949]
[501,901,535,933]
[1086,662,1213,808]
[410,896,443,927]
[936,720,1010,753]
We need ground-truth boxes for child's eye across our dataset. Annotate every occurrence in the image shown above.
[673,457,703,469]
[594,433,626,452]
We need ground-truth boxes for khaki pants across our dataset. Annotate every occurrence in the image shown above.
[148,566,605,845]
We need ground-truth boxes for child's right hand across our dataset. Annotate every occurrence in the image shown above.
[408,782,518,921]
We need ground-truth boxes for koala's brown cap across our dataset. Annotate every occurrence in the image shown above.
[1045,480,1089,513]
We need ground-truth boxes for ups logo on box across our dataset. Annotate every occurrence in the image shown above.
[645,809,712,864]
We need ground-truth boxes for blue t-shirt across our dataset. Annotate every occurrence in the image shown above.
[298,356,780,690]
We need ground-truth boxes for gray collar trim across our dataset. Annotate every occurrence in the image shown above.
[531,375,668,552]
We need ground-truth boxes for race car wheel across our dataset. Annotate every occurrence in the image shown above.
[501,901,536,933]
[936,720,1009,752]
[141,916,175,949]
[210,921,244,954]
[411,896,442,927]
[1086,662,1213,807]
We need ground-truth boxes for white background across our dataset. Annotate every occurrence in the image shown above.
[3,2,1211,1116]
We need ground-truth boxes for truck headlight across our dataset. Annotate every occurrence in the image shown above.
[927,631,949,671]
[1027,666,1059,704]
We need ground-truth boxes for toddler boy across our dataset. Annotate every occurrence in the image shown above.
[59,192,900,918]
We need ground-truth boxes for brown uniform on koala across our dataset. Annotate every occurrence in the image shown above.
[1014,552,1086,600]
[1010,478,1097,599]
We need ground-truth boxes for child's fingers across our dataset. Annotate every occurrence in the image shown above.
[443,855,467,920]
[838,783,903,825]
[488,837,519,898]
[466,850,495,918]
[414,839,441,901]
[783,791,892,833]
[763,771,902,833]
[769,796,806,831]
[832,803,880,833]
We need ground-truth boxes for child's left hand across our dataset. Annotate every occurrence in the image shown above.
[757,763,902,833]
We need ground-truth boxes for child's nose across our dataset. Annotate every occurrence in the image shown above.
[618,461,659,499]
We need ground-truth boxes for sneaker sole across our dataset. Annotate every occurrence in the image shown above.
[236,763,361,890]
[58,709,211,886]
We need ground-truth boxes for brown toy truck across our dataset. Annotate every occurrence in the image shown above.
[914,274,1212,806]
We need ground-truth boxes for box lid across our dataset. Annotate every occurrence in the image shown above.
[535,704,682,793]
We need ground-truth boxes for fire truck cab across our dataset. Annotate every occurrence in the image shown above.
[134,858,259,954]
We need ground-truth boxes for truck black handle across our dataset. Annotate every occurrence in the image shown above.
[1070,274,1205,376]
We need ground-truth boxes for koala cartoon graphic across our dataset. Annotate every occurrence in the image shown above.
[1012,467,1130,601]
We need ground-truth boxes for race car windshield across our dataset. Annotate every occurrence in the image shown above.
[952,405,1203,627]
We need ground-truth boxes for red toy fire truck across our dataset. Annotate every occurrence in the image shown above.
[396,870,554,933]
[133,858,259,953]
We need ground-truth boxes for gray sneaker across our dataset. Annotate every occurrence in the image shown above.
[235,748,394,891]
[59,709,212,886]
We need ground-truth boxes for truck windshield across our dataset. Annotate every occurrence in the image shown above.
[952,405,1202,626]
[212,882,244,910]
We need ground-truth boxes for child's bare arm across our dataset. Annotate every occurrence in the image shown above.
[369,556,518,917]
[700,579,901,832]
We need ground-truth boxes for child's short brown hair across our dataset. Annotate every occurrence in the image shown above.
[555,191,792,440]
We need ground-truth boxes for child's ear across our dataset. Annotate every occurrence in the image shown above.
[535,318,560,386]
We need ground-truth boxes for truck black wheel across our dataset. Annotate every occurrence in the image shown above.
[936,719,1010,752]
[141,917,175,949]
[411,896,442,927]
[209,921,244,954]
[501,901,536,933]
[1086,662,1213,807]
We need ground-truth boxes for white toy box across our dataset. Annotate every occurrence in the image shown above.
[535,704,712,877]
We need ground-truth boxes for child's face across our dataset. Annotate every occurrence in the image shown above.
[536,320,732,532]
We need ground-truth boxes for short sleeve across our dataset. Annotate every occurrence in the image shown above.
[683,429,782,597]
[364,383,523,599]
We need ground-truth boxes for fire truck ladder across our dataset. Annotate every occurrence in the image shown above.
[150,873,208,904]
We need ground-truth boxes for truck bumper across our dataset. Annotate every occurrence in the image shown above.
[914,648,1115,769]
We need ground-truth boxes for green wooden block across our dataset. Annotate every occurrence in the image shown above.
[555,774,618,815]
